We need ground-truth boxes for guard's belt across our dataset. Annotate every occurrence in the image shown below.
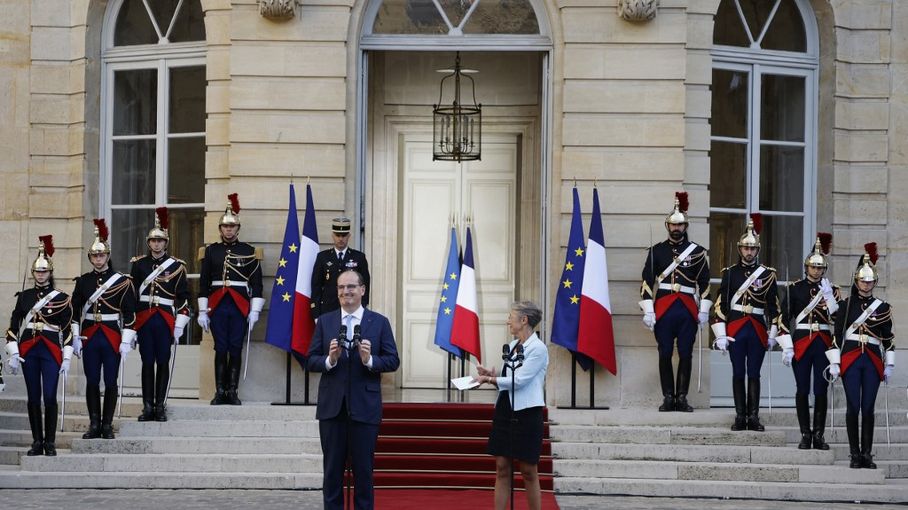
[795,323,832,332]
[211,280,248,288]
[140,295,174,307]
[731,304,764,315]
[84,314,120,322]
[25,322,60,333]
[658,283,696,295]
[845,334,881,346]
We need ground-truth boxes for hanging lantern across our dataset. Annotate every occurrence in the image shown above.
[433,52,482,162]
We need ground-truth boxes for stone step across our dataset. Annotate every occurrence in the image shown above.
[833,460,908,479]
[554,459,885,484]
[70,436,323,455]
[117,420,320,438]
[0,471,323,489]
[551,425,786,446]
[0,412,119,433]
[19,453,323,473]
[165,404,318,421]
[0,446,23,465]
[0,429,82,449]
[552,442,835,465]
[554,477,908,503]
[831,444,908,461]
[780,426,908,444]
[550,408,908,428]
[0,397,143,417]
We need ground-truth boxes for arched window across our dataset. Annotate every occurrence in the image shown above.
[709,0,818,276]
[101,0,206,276]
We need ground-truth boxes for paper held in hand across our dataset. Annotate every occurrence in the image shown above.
[451,376,480,391]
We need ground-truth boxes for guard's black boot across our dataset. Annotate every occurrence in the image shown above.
[847,411,861,468]
[43,403,57,456]
[731,377,747,431]
[861,414,877,469]
[154,363,169,422]
[746,377,764,432]
[82,385,102,439]
[226,353,242,406]
[812,394,829,450]
[210,351,228,405]
[674,357,694,412]
[100,387,117,439]
[138,364,156,422]
[26,403,44,456]
[657,356,674,412]
[795,393,812,449]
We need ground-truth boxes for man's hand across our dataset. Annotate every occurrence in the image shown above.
[327,339,341,366]
[358,339,372,365]
[476,365,496,377]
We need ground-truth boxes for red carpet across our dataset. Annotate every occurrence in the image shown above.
[375,488,560,509]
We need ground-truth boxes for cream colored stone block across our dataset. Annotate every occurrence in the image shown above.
[0,221,24,279]
[563,80,684,114]
[685,119,709,151]
[685,49,712,86]
[32,0,73,26]
[0,0,30,34]
[892,1,908,64]
[231,77,345,110]
[0,128,29,173]
[206,47,231,81]
[204,10,231,46]
[29,156,83,187]
[563,113,685,147]
[230,143,346,177]
[0,35,29,66]
[835,99,890,130]
[559,183,688,217]
[687,0,721,15]
[836,63,890,98]
[685,151,710,185]
[833,197,888,226]
[201,0,232,11]
[206,114,230,146]
[231,4,350,42]
[835,28,890,63]
[28,188,82,219]
[563,45,685,80]
[205,146,230,179]
[29,126,83,157]
[31,64,75,94]
[829,0,891,30]
[30,94,79,124]
[560,147,684,182]
[833,130,888,162]
[889,102,908,165]
[26,219,84,247]
[686,84,710,119]
[0,173,28,219]
[206,81,230,114]
[561,8,686,44]
[833,164,888,194]
[31,26,84,62]
[686,12,715,50]
[231,42,347,77]
[230,111,346,144]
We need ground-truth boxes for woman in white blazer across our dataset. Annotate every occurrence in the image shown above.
[475,301,549,510]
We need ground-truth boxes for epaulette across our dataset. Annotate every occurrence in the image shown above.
[197,246,207,261]
[130,255,146,263]
[255,247,264,260]
[13,291,21,297]
[764,265,777,273]
[721,265,733,273]
[172,257,186,265]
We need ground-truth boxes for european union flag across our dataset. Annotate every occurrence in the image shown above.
[432,227,463,357]
[551,187,592,370]
[264,184,300,353]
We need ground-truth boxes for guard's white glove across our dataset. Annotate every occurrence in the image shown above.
[248,297,266,331]
[197,297,210,332]
[698,299,713,325]
[639,299,655,331]
[715,336,729,351]
[6,342,23,375]
[120,329,136,355]
[72,324,83,358]
[174,313,191,344]
[884,351,895,384]
[829,363,840,380]
[767,325,779,349]
[826,348,841,380]
[710,322,732,351]
[819,278,838,314]
[782,348,794,367]
[60,345,74,375]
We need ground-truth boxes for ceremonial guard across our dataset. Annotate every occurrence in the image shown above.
[711,214,786,431]
[828,243,895,469]
[640,192,711,412]
[5,236,74,456]
[311,217,370,319]
[198,194,264,405]
[130,208,190,421]
[777,234,839,450]
[72,219,137,440]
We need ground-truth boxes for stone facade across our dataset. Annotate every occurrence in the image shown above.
[0,0,904,406]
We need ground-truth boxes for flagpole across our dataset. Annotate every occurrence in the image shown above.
[571,354,577,408]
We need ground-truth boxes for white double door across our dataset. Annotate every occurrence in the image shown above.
[399,133,518,388]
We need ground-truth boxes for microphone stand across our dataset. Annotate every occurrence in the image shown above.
[502,343,524,510]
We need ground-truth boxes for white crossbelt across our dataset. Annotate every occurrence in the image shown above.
[84,314,120,322]
[795,323,832,332]
[25,322,60,333]
[211,280,248,288]
[140,295,174,307]
[845,334,881,346]
[658,282,697,295]
[731,304,764,315]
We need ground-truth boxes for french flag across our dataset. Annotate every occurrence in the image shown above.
[292,184,319,356]
[577,188,617,375]
[451,226,481,363]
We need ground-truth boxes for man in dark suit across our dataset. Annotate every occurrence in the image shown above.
[307,269,399,510]
[311,217,370,318]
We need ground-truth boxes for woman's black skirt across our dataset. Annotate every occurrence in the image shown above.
[486,391,544,464]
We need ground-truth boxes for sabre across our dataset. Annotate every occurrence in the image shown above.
[164,335,178,405]
[59,370,66,432]
[242,322,252,381]
[823,365,836,428]
[885,384,891,448]
[767,347,772,415]
[697,326,703,393]
[117,355,125,418]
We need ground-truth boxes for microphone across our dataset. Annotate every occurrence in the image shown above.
[502,344,512,361]
[338,324,349,350]
[352,324,362,349]
[515,344,525,362]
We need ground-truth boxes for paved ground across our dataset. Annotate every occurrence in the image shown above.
[2,490,905,509]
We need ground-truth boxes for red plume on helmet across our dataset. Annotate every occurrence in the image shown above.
[864,242,878,265]
[39,235,54,258]
[228,193,241,214]
[93,218,109,242]
[156,207,170,230]
[817,232,832,255]
[675,192,689,214]
[750,213,763,235]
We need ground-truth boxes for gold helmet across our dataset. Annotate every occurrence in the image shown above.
[88,218,111,255]
[854,242,878,283]
[147,207,169,243]
[219,193,241,226]
[32,235,54,273]
[664,191,689,229]
[737,213,762,249]
[804,232,831,269]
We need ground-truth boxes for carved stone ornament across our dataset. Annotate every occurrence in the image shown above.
[617,0,660,22]
[259,0,298,20]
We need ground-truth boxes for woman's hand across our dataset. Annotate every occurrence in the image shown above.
[476,364,496,377]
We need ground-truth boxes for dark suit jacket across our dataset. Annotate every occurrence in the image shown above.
[306,308,399,425]
[310,248,370,317]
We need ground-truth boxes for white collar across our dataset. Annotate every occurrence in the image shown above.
[341,306,364,321]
